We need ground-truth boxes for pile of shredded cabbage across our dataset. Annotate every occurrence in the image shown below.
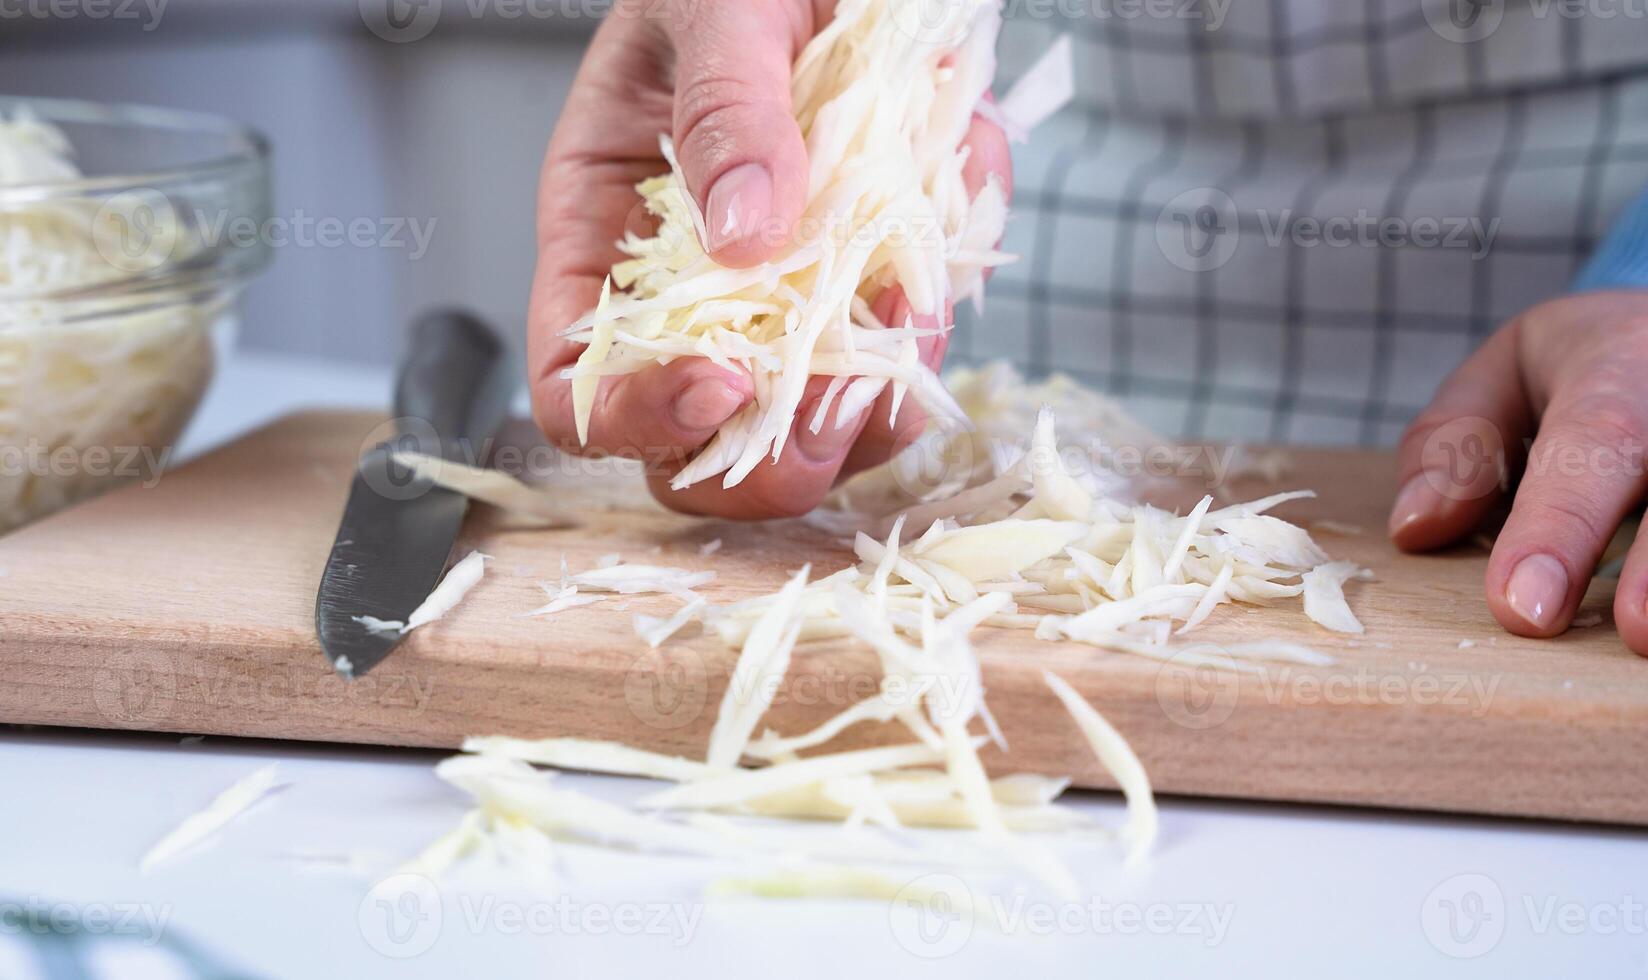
[709,409,1363,658]
[562,0,1071,490]
[398,407,1364,901]
[0,110,217,531]
[815,361,1167,530]
[417,587,1145,899]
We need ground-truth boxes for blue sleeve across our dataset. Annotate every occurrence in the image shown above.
[1575,186,1648,291]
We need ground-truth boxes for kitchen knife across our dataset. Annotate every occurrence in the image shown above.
[314,310,514,678]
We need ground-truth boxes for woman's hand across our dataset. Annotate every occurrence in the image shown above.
[1389,290,1648,654]
[527,0,1011,519]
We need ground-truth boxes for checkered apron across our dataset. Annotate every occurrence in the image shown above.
[961,0,1648,445]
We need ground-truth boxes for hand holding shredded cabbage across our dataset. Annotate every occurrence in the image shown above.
[531,0,1067,518]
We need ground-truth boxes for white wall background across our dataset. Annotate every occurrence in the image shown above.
[0,1,595,364]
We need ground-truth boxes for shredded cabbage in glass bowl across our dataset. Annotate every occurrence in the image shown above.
[0,97,271,532]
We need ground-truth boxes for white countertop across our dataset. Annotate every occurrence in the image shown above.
[2,350,1645,980]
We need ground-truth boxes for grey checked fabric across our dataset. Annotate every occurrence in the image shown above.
[954,0,1648,445]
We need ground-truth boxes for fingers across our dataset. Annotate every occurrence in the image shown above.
[1486,380,1648,637]
[841,391,929,479]
[532,356,753,464]
[667,1,817,267]
[838,290,948,479]
[528,15,717,460]
[1388,325,1533,552]
[1611,519,1648,658]
[844,107,1011,476]
[649,376,875,519]
[961,100,1014,205]
[528,171,755,462]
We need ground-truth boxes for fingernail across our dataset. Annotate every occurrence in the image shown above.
[671,379,743,432]
[705,163,772,254]
[796,399,863,463]
[1388,474,1441,536]
[1506,554,1569,631]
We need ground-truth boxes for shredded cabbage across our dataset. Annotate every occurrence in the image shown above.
[404,550,490,632]
[140,764,282,872]
[1302,560,1367,634]
[563,0,1066,491]
[1042,671,1156,865]
[0,109,220,532]
[391,452,578,529]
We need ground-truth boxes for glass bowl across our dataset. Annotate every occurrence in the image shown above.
[0,96,271,532]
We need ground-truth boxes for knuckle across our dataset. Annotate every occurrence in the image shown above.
[1518,487,1613,550]
[1559,393,1647,450]
[1400,411,1508,499]
[675,74,771,157]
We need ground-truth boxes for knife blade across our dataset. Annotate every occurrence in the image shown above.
[315,310,513,678]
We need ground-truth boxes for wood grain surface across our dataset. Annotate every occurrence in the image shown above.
[1,410,1644,824]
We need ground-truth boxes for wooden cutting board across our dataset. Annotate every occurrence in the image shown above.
[1,410,1644,825]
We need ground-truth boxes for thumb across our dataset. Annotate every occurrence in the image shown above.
[1388,324,1533,552]
[668,0,813,267]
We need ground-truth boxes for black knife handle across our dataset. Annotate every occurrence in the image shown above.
[393,309,511,463]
